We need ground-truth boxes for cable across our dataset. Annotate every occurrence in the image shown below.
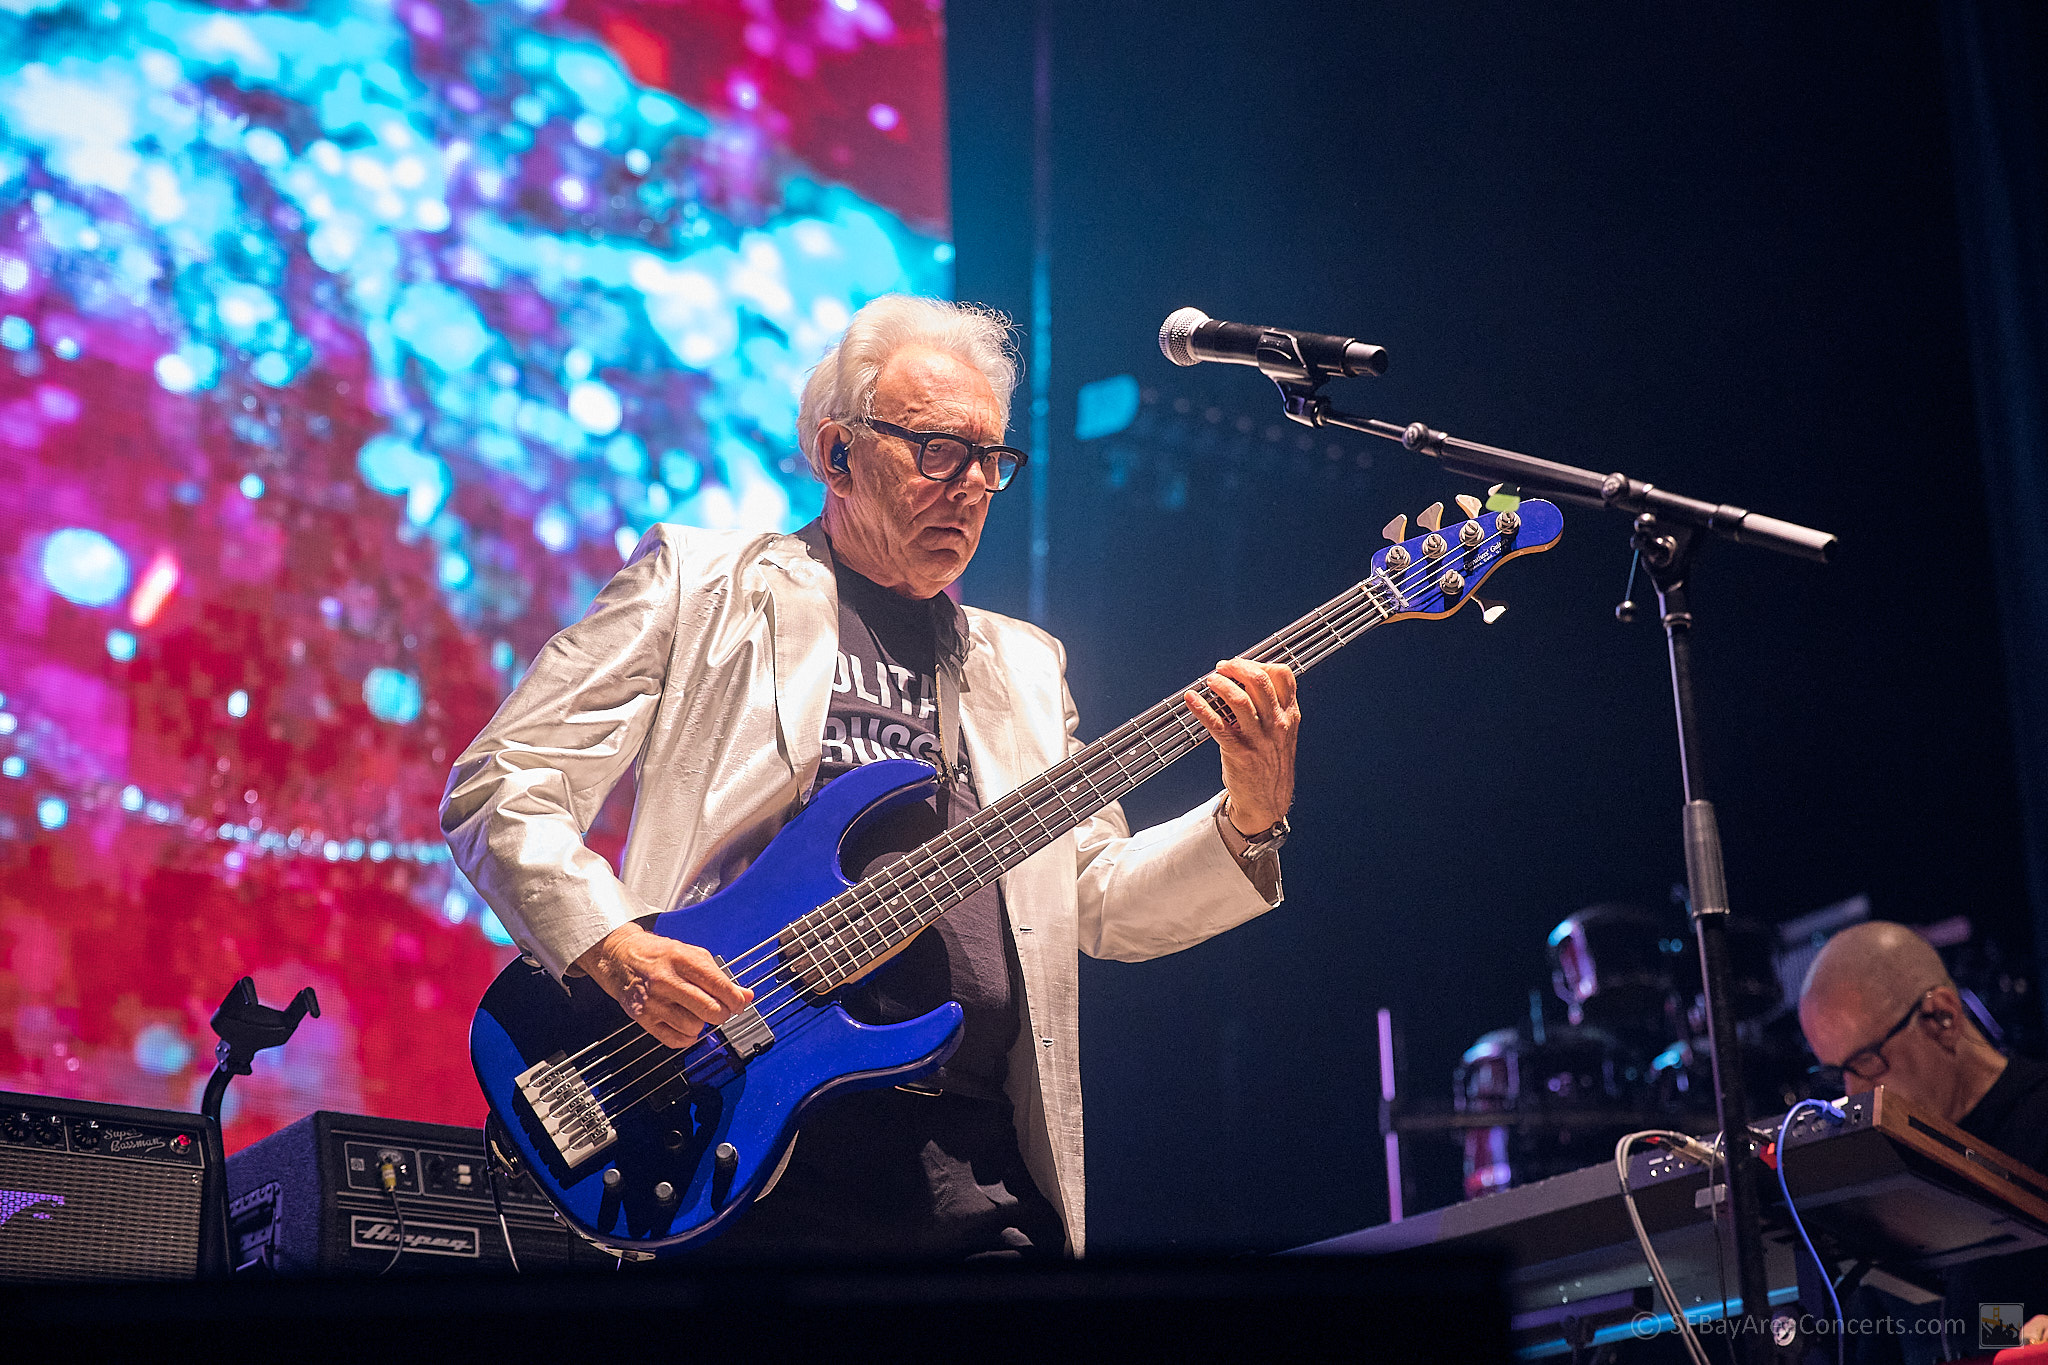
[1776,1099,1848,1365]
[377,1154,407,1276]
[485,1160,521,1275]
[1616,1130,1715,1365]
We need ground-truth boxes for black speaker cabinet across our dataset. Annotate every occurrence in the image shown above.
[0,1089,227,1283]
[226,1110,603,1275]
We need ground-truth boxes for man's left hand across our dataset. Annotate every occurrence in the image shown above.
[1185,658,1299,833]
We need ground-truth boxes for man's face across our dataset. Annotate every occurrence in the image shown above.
[822,346,1002,599]
[1800,986,1956,1105]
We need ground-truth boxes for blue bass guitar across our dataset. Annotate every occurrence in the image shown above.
[470,496,1563,1254]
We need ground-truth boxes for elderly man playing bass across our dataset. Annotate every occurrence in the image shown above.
[442,294,1299,1260]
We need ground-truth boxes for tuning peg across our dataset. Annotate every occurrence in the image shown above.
[1381,514,1408,543]
[1416,502,1444,533]
[1474,597,1508,625]
[1455,494,1483,520]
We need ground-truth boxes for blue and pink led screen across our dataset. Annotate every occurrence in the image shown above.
[0,0,950,1149]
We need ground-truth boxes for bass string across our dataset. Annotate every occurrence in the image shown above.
[568,698,1233,1120]
[537,563,1404,1101]
[574,528,1520,1118]
[729,528,1476,986]
[544,526,1513,1113]
[710,554,1402,983]
[537,578,1389,1118]
[585,703,1233,1112]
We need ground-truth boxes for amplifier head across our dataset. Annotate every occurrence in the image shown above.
[0,1090,226,1283]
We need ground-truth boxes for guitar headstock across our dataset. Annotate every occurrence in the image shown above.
[1368,491,1564,623]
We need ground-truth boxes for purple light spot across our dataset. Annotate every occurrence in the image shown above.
[402,1,443,40]
[728,74,760,111]
[0,1190,65,1229]
[867,103,898,132]
[36,385,82,424]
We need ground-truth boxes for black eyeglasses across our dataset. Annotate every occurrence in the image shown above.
[860,417,1028,491]
[1826,988,1938,1084]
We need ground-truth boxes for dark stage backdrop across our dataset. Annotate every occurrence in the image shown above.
[949,3,2035,1250]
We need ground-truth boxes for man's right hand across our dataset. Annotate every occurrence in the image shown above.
[575,923,754,1048]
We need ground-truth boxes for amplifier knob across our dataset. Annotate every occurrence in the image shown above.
[34,1116,64,1146]
[2,1111,28,1142]
[73,1120,101,1150]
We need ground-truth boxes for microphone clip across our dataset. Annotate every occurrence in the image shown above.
[1275,378,1330,429]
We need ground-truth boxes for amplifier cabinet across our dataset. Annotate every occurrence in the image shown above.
[0,1089,227,1283]
[227,1110,603,1276]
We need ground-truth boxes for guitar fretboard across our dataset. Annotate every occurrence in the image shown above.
[778,567,1405,991]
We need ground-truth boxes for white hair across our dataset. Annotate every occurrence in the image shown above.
[796,294,1019,480]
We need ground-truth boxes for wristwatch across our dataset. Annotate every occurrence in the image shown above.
[1219,794,1289,859]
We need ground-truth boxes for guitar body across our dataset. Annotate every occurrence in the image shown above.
[470,757,965,1255]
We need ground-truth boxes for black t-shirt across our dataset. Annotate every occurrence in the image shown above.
[806,549,1019,1099]
[1957,1053,2048,1170]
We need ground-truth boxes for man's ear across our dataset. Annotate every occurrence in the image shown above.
[820,421,855,495]
[1924,987,1966,1052]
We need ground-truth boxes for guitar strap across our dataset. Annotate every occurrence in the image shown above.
[936,658,963,790]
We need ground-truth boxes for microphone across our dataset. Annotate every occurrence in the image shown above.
[1158,307,1388,381]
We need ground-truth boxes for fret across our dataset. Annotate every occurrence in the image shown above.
[815,930,850,988]
[844,896,890,962]
[983,810,1031,865]
[1017,795,1058,847]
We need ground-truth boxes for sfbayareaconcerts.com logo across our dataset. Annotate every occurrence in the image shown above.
[1980,1303,2025,1350]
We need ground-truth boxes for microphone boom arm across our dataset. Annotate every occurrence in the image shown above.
[1278,384,1836,563]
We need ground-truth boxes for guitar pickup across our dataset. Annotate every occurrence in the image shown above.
[514,1052,617,1170]
[713,1004,775,1065]
[710,956,775,1064]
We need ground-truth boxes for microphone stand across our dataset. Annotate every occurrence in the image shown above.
[1271,372,1836,1363]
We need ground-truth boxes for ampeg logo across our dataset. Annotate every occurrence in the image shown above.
[0,1189,65,1228]
[350,1215,480,1257]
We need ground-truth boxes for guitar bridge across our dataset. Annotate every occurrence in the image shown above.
[514,1052,617,1169]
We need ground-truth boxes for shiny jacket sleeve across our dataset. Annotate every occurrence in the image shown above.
[1058,640,1284,963]
[440,534,677,979]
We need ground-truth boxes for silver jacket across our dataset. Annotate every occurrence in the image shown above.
[440,523,1283,1254]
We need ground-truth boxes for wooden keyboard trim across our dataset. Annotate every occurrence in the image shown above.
[1869,1084,2048,1228]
